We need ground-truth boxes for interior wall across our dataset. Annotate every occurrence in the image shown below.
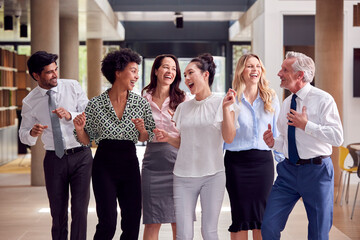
[253,0,359,147]
[343,1,360,145]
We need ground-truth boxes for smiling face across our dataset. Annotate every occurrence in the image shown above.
[278,57,301,92]
[116,62,139,91]
[155,57,177,87]
[184,62,209,95]
[242,56,262,87]
[33,62,58,90]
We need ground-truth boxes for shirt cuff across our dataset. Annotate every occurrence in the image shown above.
[26,132,38,146]
[272,138,283,155]
[304,120,318,136]
[68,111,82,122]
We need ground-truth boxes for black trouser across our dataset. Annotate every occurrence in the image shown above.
[92,140,141,240]
[44,147,93,240]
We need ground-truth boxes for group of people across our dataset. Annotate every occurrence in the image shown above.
[19,48,343,240]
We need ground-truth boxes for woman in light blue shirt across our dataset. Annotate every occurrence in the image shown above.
[224,53,283,240]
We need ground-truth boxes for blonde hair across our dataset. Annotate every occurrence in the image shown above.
[232,53,275,113]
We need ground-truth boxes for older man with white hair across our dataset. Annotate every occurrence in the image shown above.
[262,51,343,240]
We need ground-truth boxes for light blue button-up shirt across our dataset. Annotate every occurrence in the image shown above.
[224,93,284,162]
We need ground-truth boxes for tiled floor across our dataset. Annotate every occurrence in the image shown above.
[0,146,356,240]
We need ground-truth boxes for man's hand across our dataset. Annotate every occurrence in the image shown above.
[52,107,72,121]
[287,106,308,130]
[263,124,275,148]
[30,124,48,137]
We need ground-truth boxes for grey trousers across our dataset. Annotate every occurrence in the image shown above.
[173,171,225,240]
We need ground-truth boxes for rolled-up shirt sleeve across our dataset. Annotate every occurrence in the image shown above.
[19,101,38,146]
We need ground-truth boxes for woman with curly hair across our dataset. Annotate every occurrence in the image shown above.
[74,48,155,240]
[224,53,283,240]
[141,54,188,240]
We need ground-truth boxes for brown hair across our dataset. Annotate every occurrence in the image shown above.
[142,54,185,110]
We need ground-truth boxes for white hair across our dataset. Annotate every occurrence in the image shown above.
[285,51,315,83]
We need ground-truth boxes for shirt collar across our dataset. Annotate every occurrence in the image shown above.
[38,83,59,97]
[143,90,170,105]
[240,92,261,102]
[294,82,311,101]
[143,91,151,101]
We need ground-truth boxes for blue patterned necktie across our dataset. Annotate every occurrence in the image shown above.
[47,90,64,158]
[288,94,299,164]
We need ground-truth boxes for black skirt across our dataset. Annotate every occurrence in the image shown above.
[224,149,274,232]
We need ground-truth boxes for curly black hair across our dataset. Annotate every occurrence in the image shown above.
[27,51,58,81]
[101,48,142,84]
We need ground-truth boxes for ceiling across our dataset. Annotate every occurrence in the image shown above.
[0,0,257,42]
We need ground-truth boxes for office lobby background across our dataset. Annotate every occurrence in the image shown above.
[0,0,360,239]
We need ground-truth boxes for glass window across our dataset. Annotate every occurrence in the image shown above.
[232,45,251,79]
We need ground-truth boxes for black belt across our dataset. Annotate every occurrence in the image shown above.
[286,156,330,165]
[47,146,86,156]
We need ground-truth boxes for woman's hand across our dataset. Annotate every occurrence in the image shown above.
[131,118,146,133]
[73,112,90,145]
[153,128,181,148]
[73,112,86,132]
[153,128,170,142]
[132,118,149,142]
[223,88,236,109]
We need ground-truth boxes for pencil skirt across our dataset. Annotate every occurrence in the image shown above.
[224,149,274,232]
[142,142,178,224]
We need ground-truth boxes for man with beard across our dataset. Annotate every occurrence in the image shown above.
[19,51,93,240]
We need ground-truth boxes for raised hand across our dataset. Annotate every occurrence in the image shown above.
[263,124,274,148]
[223,88,237,109]
[53,107,71,121]
[73,112,86,131]
[153,128,170,142]
[30,124,48,137]
[131,118,146,133]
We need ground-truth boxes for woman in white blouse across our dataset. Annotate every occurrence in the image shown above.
[154,53,238,240]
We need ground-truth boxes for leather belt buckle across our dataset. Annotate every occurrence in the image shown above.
[64,147,83,155]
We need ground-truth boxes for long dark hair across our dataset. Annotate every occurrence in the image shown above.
[142,54,185,110]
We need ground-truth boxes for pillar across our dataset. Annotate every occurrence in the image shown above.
[315,0,343,187]
[86,39,103,99]
[30,0,59,186]
[60,13,79,80]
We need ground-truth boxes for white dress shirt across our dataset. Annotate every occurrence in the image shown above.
[273,83,343,159]
[172,94,239,177]
[19,79,89,150]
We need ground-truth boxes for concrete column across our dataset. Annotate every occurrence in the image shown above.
[60,14,79,80]
[315,0,343,187]
[30,0,59,186]
[86,39,103,99]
